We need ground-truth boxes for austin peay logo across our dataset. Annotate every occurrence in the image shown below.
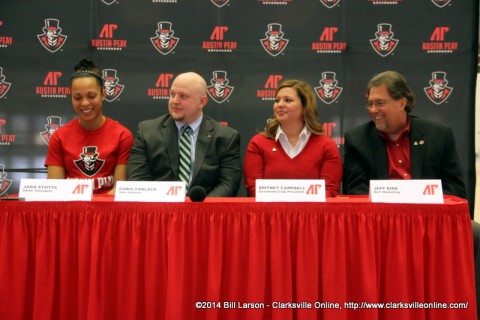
[150,21,179,55]
[148,73,173,100]
[211,0,230,7]
[422,26,458,53]
[39,116,63,145]
[424,71,453,105]
[370,23,399,57]
[74,146,105,177]
[35,71,70,98]
[314,72,343,104]
[102,69,124,102]
[0,21,13,48]
[257,74,283,101]
[0,67,11,99]
[431,0,451,8]
[312,26,347,54]
[0,164,12,196]
[320,0,341,8]
[91,24,127,51]
[260,23,289,57]
[37,19,68,53]
[207,71,234,104]
[202,26,238,53]
[0,118,16,146]
[306,184,323,195]
[322,121,344,146]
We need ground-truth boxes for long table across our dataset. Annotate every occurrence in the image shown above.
[0,196,476,320]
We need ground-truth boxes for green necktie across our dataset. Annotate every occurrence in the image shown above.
[179,126,192,189]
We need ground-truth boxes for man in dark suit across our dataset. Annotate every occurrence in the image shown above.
[343,115,465,196]
[343,70,480,317]
[343,119,465,197]
[127,72,242,197]
[343,71,466,197]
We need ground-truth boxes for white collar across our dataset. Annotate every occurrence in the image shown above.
[275,125,310,141]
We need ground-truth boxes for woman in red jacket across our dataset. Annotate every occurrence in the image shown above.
[243,79,342,197]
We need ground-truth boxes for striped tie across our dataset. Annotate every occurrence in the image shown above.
[179,126,192,189]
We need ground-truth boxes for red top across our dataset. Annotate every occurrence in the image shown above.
[44,117,133,193]
[243,133,343,197]
[378,121,411,180]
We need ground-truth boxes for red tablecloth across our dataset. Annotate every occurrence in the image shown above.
[0,196,476,320]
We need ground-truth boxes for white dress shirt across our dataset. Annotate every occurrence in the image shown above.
[275,125,311,159]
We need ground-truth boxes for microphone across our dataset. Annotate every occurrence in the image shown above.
[189,186,206,202]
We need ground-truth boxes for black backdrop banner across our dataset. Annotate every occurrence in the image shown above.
[0,0,478,209]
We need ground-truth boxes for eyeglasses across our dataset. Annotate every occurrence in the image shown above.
[364,99,395,110]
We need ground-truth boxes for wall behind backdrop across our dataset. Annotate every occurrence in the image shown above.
[0,0,478,209]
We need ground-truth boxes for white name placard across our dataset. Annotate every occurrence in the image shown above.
[19,179,93,201]
[256,179,326,202]
[369,179,444,204]
[114,181,185,202]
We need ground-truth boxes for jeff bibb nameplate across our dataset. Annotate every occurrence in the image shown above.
[369,179,444,204]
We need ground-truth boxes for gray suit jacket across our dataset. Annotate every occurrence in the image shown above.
[342,115,466,198]
[127,114,242,197]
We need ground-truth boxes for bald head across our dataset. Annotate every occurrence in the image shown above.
[168,72,208,125]
[173,72,207,96]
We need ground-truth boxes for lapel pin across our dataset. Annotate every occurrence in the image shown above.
[414,141,418,145]
[272,148,277,152]
[419,140,424,145]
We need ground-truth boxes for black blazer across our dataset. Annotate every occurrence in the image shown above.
[127,114,242,197]
[342,115,466,198]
